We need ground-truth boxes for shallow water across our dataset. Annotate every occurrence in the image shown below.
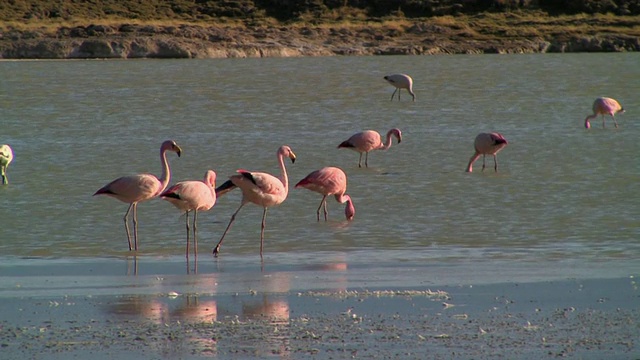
[0,54,639,285]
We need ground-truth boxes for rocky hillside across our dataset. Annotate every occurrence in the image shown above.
[1,0,639,58]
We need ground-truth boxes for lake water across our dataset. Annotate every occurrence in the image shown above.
[0,54,638,289]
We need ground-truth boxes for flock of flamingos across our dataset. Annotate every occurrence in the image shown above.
[0,74,625,260]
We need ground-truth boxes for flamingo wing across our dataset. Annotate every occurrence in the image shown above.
[95,173,162,202]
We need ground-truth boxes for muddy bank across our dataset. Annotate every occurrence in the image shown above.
[1,278,638,359]
[1,23,639,59]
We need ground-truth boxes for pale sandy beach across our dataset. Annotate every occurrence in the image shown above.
[1,257,638,359]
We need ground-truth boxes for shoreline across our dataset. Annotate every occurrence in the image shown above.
[2,20,639,59]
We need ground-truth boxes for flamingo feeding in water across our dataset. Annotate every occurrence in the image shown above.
[584,97,625,129]
[338,128,402,168]
[466,133,508,173]
[384,74,415,101]
[212,145,297,258]
[160,170,217,258]
[0,144,13,185]
[94,140,182,251]
[295,166,355,221]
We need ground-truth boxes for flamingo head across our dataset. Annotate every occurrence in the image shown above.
[390,128,402,144]
[162,140,182,157]
[278,145,296,164]
[344,196,355,221]
[584,119,591,129]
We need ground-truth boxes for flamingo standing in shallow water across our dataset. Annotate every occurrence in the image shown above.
[384,74,415,101]
[0,144,13,185]
[466,133,508,173]
[338,128,402,168]
[160,170,217,258]
[94,140,182,251]
[213,145,297,258]
[584,97,625,129]
[295,166,355,221]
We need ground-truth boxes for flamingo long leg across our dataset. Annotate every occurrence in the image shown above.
[123,203,134,251]
[260,207,269,258]
[316,195,328,221]
[132,203,139,251]
[213,203,245,256]
[193,210,198,258]
[390,88,398,101]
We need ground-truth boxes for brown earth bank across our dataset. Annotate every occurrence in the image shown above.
[1,21,639,59]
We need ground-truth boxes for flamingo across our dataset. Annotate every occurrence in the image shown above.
[160,170,217,258]
[584,97,625,129]
[338,128,402,168]
[94,140,182,251]
[384,74,415,101]
[466,133,508,173]
[295,166,355,221]
[212,145,297,258]
[0,144,13,185]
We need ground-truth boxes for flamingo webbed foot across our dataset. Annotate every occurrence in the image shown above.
[212,245,221,257]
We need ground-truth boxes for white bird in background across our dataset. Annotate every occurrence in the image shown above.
[0,144,13,185]
[384,74,415,101]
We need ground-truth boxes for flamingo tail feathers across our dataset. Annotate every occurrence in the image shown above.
[215,180,237,197]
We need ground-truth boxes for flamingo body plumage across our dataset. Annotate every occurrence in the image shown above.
[466,133,508,173]
[295,166,355,221]
[160,170,217,258]
[213,145,297,258]
[384,74,415,101]
[338,129,402,167]
[584,97,625,129]
[0,144,14,185]
[94,140,182,251]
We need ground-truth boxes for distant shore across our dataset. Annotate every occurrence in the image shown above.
[2,16,640,59]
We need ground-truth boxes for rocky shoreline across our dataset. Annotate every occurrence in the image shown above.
[1,23,639,59]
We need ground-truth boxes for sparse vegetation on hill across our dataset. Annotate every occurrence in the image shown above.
[0,0,638,58]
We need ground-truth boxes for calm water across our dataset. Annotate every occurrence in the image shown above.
[0,54,638,283]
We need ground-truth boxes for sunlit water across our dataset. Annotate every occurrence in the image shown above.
[0,54,638,288]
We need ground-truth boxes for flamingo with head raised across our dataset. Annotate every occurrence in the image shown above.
[584,97,625,129]
[94,140,182,251]
[295,166,355,221]
[384,74,415,102]
[0,144,13,185]
[212,145,296,258]
[466,133,508,173]
[338,129,402,168]
[160,170,217,258]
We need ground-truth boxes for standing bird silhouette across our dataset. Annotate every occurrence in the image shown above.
[160,170,217,258]
[213,145,297,258]
[0,144,13,185]
[94,140,182,251]
[384,74,415,101]
[584,97,625,129]
[466,133,508,173]
[338,128,402,168]
[295,166,355,221]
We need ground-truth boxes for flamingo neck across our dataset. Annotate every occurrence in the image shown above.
[278,153,289,196]
[157,148,171,195]
[382,131,395,150]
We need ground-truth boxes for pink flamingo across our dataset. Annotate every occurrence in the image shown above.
[295,166,355,221]
[466,133,508,173]
[584,97,625,129]
[94,140,182,251]
[338,128,402,168]
[212,145,297,258]
[160,170,217,258]
[384,74,415,101]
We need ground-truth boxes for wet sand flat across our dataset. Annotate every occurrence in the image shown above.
[0,259,638,359]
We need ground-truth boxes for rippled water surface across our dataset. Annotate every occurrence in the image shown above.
[0,54,638,282]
